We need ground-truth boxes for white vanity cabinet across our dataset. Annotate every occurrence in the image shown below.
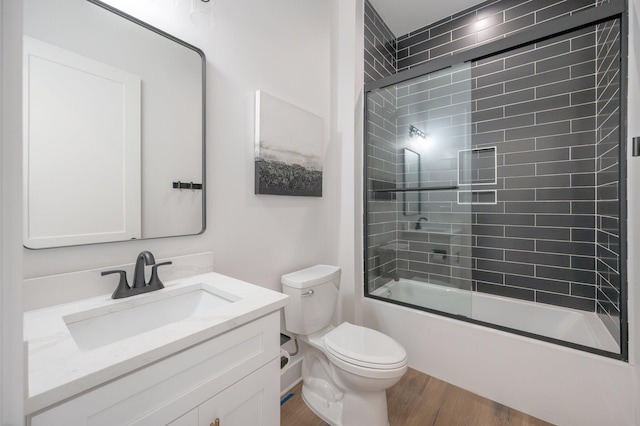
[28,312,280,426]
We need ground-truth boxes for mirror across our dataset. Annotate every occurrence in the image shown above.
[23,0,205,249]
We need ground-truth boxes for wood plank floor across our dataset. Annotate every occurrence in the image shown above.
[281,367,553,426]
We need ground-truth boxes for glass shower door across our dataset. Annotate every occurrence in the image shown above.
[365,62,474,319]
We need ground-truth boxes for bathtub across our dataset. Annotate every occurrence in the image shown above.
[370,278,619,353]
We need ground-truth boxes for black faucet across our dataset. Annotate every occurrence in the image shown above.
[101,251,172,299]
[415,217,429,230]
[132,251,155,289]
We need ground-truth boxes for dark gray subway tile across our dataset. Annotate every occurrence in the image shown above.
[477,235,535,250]
[477,259,535,276]
[505,250,571,267]
[571,31,597,51]
[473,247,506,260]
[571,60,596,78]
[474,82,505,100]
[398,51,429,71]
[505,0,566,21]
[536,159,594,175]
[536,0,594,23]
[473,107,505,122]
[571,145,596,159]
[498,189,536,202]
[571,116,596,133]
[431,34,478,59]
[474,130,506,145]
[536,214,595,228]
[571,89,596,105]
[536,104,595,124]
[506,201,571,214]
[536,187,595,201]
[572,228,596,242]
[498,163,536,177]
[505,273,570,293]
[505,94,569,117]
[477,13,536,43]
[476,213,535,226]
[572,201,596,215]
[410,31,452,55]
[477,64,535,89]
[572,255,596,270]
[473,269,505,285]
[504,147,570,165]
[505,225,571,240]
[474,58,506,77]
[477,281,535,301]
[536,240,595,256]
[537,49,596,74]
[571,283,596,298]
[477,113,534,133]
[397,28,431,51]
[472,224,506,236]
[536,291,595,311]
[536,265,596,284]
[505,39,570,69]
[536,131,595,150]
[506,121,570,140]
[536,75,595,98]
[478,88,534,110]
[505,67,570,94]
[505,174,571,189]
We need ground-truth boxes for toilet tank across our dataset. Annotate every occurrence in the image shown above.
[281,265,341,335]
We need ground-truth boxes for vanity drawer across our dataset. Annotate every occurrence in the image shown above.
[29,312,279,426]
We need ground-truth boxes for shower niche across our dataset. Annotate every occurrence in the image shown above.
[364,0,627,359]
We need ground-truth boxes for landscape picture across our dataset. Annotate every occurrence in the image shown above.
[255,91,323,197]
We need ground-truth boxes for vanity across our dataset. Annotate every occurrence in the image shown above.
[24,272,288,425]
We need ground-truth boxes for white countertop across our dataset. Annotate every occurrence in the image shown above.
[24,272,288,414]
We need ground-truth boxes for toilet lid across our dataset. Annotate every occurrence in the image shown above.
[324,323,407,369]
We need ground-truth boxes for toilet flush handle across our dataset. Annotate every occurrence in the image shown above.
[301,289,315,297]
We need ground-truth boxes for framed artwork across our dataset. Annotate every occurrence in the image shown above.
[255,91,323,197]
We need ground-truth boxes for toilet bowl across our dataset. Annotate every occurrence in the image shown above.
[282,265,408,426]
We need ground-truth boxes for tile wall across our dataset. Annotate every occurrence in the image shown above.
[365,0,622,322]
[595,17,622,341]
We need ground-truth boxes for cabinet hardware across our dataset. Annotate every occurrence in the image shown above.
[210,418,220,426]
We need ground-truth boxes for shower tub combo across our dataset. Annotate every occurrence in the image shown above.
[364,0,626,360]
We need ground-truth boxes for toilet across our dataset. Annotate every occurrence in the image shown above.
[281,265,408,426]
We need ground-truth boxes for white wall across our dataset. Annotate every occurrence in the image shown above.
[332,0,365,324]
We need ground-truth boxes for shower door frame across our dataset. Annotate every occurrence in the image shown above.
[363,0,628,361]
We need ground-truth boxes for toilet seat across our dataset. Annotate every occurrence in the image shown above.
[324,323,407,376]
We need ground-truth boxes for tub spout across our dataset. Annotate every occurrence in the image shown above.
[415,217,429,230]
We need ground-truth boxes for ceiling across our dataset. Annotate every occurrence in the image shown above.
[368,0,482,37]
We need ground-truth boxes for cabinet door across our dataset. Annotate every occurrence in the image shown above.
[199,359,279,426]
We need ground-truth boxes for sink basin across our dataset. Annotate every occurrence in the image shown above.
[64,285,236,350]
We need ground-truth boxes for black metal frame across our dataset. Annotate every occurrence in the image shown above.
[363,0,628,361]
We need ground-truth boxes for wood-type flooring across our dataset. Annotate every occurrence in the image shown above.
[281,367,553,426]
